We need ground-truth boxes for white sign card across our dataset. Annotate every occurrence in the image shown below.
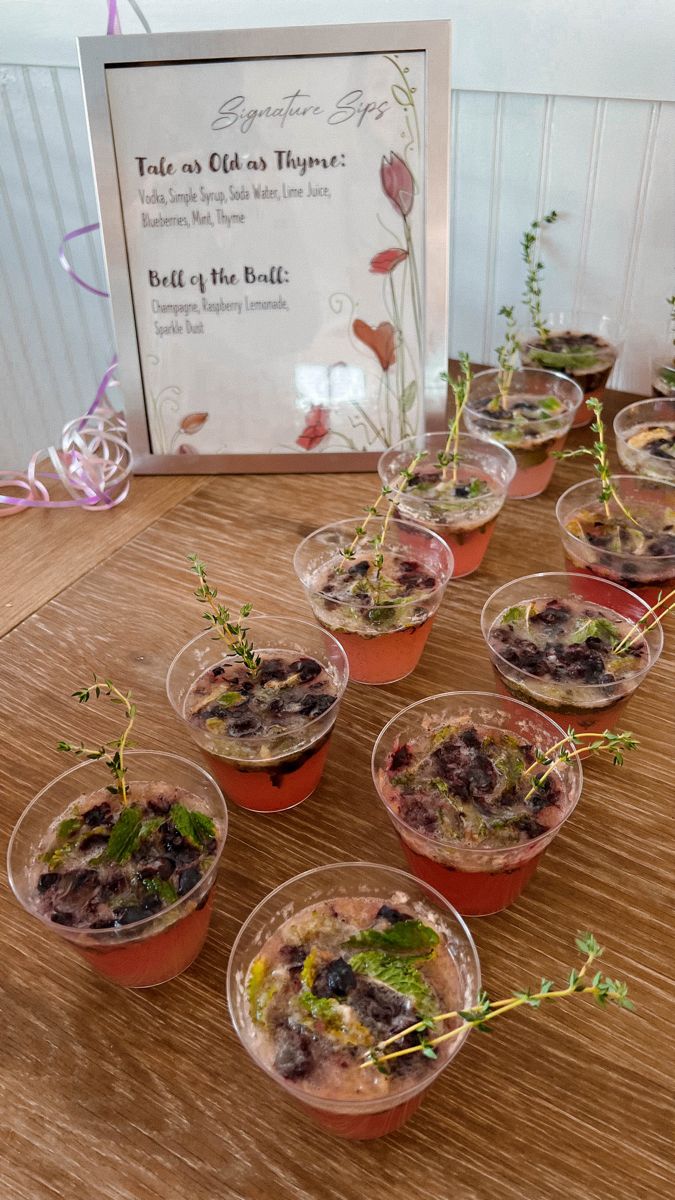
[79,23,451,472]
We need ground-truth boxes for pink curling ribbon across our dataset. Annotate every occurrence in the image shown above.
[0,1,155,515]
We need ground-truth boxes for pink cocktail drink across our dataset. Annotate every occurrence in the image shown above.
[167,617,348,813]
[227,863,480,1140]
[481,572,662,732]
[377,434,516,578]
[557,476,675,606]
[520,311,622,428]
[464,368,582,499]
[372,693,582,917]
[7,751,227,988]
[294,518,453,684]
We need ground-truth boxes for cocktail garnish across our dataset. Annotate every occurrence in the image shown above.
[553,398,639,526]
[188,554,261,674]
[56,677,136,806]
[361,932,634,1069]
[521,728,638,803]
[345,919,440,956]
[521,209,558,339]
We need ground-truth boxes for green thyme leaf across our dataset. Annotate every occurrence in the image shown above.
[103,806,143,864]
[170,803,216,847]
[349,950,435,1014]
[345,919,440,957]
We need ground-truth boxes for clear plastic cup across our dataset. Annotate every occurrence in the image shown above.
[481,571,663,732]
[377,433,516,578]
[613,398,675,483]
[227,861,480,1140]
[464,368,582,499]
[167,616,348,814]
[7,750,228,988]
[519,311,623,427]
[293,518,453,685]
[650,352,675,399]
[556,476,675,605]
[372,692,583,916]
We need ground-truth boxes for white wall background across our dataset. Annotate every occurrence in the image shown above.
[1,0,674,469]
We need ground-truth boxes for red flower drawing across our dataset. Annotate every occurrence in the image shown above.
[369,248,409,274]
[353,319,397,372]
[180,412,208,434]
[296,405,330,451]
[380,153,414,217]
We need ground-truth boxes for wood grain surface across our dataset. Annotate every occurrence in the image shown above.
[1,397,673,1200]
[0,474,208,637]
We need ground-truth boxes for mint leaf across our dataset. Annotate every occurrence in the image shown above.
[500,605,525,625]
[569,616,619,645]
[218,691,245,707]
[299,992,340,1023]
[142,876,178,906]
[170,803,216,847]
[538,394,563,413]
[345,919,439,956]
[57,816,82,841]
[349,950,435,1014]
[530,347,599,371]
[104,806,142,863]
[139,816,163,841]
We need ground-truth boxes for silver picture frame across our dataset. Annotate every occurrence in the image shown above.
[78,20,451,474]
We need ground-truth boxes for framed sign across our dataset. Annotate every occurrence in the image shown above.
[79,21,451,473]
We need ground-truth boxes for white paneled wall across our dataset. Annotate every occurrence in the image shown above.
[1,0,674,469]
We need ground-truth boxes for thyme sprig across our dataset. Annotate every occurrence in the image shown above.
[57,678,136,806]
[361,932,634,1069]
[521,209,558,338]
[613,587,675,655]
[339,452,426,582]
[438,352,472,483]
[188,554,260,674]
[496,305,520,400]
[554,397,638,525]
[522,728,638,802]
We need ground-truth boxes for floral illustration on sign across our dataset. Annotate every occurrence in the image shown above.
[301,55,422,453]
[146,355,209,453]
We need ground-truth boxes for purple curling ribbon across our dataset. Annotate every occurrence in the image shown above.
[58,223,110,298]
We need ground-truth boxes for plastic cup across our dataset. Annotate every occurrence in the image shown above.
[372,692,583,916]
[293,518,453,685]
[227,861,480,1139]
[167,616,348,814]
[464,368,582,499]
[613,398,675,483]
[481,571,662,733]
[7,750,228,988]
[556,476,675,605]
[377,433,516,578]
[650,352,675,399]
[519,311,623,427]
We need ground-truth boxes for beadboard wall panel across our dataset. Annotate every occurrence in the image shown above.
[0,63,673,468]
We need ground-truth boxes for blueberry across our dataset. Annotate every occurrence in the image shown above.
[459,727,481,750]
[453,483,471,498]
[66,869,98,894]
[51,911,74,926]
[37,872,60,892]
[114,906,148,926]
[79,831,110,853]
[398,560,420,574]
[258,658,287,683]
[390,744,413,771]
[139,858,175,883]
[313,958,356,999]
[299,692,335,718]
[289,657,322,683]
[267,697,284,716]
[148,794,171,815]
[349,979,410,1036]
[273,1026,314,1080]
[89,918,115,930]
[177,866,201,896]
[211,665,225,677]
[83,802,113,827]
[347,560,370,578]
[227,714,263,737]
[376,905,412,925]
[279,943,307,971]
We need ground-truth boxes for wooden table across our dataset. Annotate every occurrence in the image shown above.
[1,390,673,1200]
